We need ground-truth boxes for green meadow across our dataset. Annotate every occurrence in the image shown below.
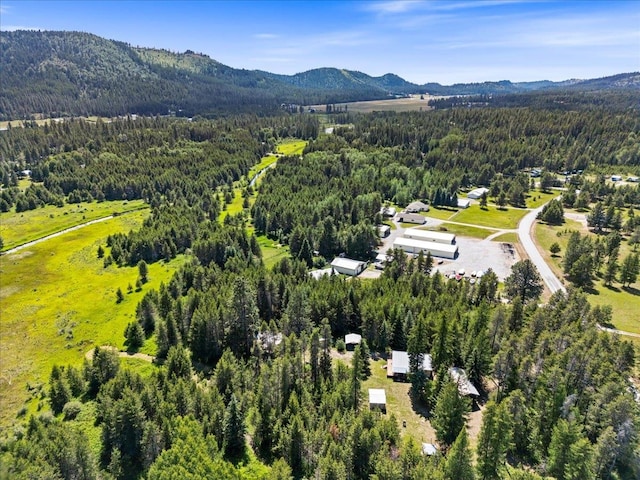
[450,204,528,230]
[1,199,148,251]
[534,218,640,334]
[0,210,186,426]
[275,139,307,156]
[428,223,495,240]
[526,191,560,208]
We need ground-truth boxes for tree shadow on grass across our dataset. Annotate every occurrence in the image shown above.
[622,285,640,297]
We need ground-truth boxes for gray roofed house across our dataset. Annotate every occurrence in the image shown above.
[405,201,430,213]
[387,350,433,379]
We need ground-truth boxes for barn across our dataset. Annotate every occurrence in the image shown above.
[392,237,458,259]
[331,257,367,276]
[403,228,456,245]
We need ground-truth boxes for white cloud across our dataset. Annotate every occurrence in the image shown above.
[364,0,424,14]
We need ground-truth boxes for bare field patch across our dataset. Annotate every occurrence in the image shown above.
[309,95,446,114]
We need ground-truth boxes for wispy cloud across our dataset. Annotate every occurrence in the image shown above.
[0,3,10,15]
[254,33,279,40]
[364,1,424,14]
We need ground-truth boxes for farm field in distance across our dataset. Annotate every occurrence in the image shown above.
[0,210,187,426]
[308,94,443,113]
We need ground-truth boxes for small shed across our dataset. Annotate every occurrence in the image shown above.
[396,212,426,224]
[368,389,387,412]
[611,175,622,182]
[331,257,367,276]
[467,187,489,199]
[378,224,391,238]
[449,367,480,397]
[345,333,362,350]
[422,443,438,456]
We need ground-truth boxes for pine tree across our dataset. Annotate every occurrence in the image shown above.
[49,365,71,414]
[476,400,512,480]
[619,252,640,287]
[444,428,475,480]
[223,394,246,459]
[432,381,470,447]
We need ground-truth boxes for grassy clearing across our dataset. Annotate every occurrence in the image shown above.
[424,207,458,221]
[309,95,438,114]
[430,223,494,240]
[491,232,519,243]
[526,191,559,208]
[362,357,436,443]
[255,234,289,269]
[0,210,186,426]
[276,139,307,156]
[218,189,245,222]
[450,204,528,230]
[534,219,640,332]
[1,200,148,251]
[248,154,279,180]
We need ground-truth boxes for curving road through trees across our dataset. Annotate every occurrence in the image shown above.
[517,200,566,295]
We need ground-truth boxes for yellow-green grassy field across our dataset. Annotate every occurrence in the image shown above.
[450,204,529,230]
[275,139,307,156]
[1,200,148,251]
[0,210,187,426]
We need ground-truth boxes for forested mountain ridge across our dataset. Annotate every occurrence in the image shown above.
[1,30,639,120]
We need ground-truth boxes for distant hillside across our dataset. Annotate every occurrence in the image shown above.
[1,30,638,120]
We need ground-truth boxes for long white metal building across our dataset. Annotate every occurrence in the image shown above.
[404,228,456,245]
[331,257,367,276]
[393,237,458,259]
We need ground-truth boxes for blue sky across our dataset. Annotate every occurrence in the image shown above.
[1,0,638,84]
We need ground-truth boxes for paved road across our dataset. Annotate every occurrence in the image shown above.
[517,200,566,294]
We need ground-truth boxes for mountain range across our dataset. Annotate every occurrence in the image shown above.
[1,30,639,120]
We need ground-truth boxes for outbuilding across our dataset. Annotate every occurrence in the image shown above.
[405,201,430,213]
[345,333,362,350]
[396,212,426,224]
[331,257,367,276]
[309,268,333,280]
[380,206,397,217]
[368,389,387,413]
[457,198,471,209]
[467,187,489,199]
[378,224,391,238]
[393,237,458,259]
[449,367,480,397]
[387,350,433,380]
[422,443,438,456]
[404,228,456,245]
[611,175,622,182]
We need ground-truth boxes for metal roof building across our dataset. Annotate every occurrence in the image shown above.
[467,187,489,199]
[387,351,433,378]
[404,228,456,245]
[368,389,387,412]
[393,237,458,259]
[449,367,480,397]
[331,257,367,276]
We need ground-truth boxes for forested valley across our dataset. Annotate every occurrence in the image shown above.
[1,104,640,479]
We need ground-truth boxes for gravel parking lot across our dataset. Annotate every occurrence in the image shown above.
[375,217,519,280]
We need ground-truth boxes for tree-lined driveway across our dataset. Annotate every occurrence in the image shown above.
[517,201,566,295]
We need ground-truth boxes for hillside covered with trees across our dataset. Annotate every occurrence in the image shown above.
[1,102,640,478]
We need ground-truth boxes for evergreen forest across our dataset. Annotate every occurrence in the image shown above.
[1,99,640,479]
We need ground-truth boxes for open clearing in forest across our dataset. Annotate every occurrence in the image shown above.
[0,210,187,427]
[275,139,307,156]
[0,199,148,251]
[534,216,640,334]
[450,204,528,230]
[361,357,437,444]
[309,95,442,113]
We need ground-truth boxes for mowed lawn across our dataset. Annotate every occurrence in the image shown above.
[450,204,528,230]
[1,199,148,251]
[362,357,436,444]
[428,223,495,240]
[0,210,186,425]
[535,218,640,333]
[526,191,560,209]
